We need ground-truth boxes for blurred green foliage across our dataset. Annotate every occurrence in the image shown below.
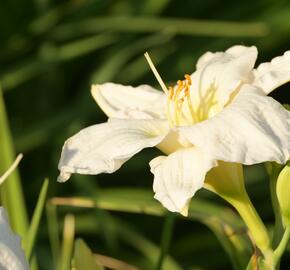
[0,0,290,269]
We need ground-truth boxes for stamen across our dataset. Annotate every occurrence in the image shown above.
[174,80,184,100]
[169,86,174,99]
[166,73,196,126]
[185,85,197,123]
[174,95,180,126]
[144,52,168,95]
[184,74,191,84]
[173,80,185,125]
[166,94,174,128]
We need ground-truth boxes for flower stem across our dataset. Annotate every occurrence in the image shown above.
[205,163,271,259]
[273,226,290,266]
[230,195,271,253]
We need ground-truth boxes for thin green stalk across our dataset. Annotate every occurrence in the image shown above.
[46,203,60,269]
[53,16,268,39]
[24,178,49,260]
[231,195,271,254]
[0,154,23,184]
[205,163,270,255]
[270,175,284,247]
[58,214,75,270]
[231,196,276,270]
[267,164,284,247]
[274,226,290,265]
[155,212,175,270]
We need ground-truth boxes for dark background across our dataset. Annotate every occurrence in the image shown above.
[1,0,290,269]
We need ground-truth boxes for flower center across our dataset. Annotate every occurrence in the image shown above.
[144,52,221,127]
[167,74,194,127]
[167,74,221,127]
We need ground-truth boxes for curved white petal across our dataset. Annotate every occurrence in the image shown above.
[58,118,169,182]
[191,45,257,108]
[196,51,217,70]
[0,207,28,270]
[225,45,257,58]
[254,51,290,95]
[150,147,217,215]
[91,83,166,119]
[181,85,290,165]
[196,45,256,69]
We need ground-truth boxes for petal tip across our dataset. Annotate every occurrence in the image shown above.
[91,84,100,99]
[180,205,189,217]
[57,171,71,183]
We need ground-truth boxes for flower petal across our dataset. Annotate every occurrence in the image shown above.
[196,45,256,69]
[0,207,28,270]
[254,51,290,95]
[181,85,290,165]
[191,45,257,107]
[91,83,166,119]
[150,147,217,215]
[58,118,169,182]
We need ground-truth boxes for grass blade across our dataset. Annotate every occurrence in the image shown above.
[59,214,75,270]
[0,88,29,236]
[53,16,268,39]
[46,203,60,269]
[155,213,176,270]
[24,178,49,260]
[50,187,251,270]
[73,239,104,270]
[63,213,182,270]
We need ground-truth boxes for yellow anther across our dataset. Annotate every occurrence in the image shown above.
[184,74,191,85]
[184,85,189,95]
[169,86,174,100]
[166,73,197,126]
[177,80,183,87]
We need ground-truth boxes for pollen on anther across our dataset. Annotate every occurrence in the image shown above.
[166,73,195,125]
[177,80,183,87]
[184,74,192,85]
[169,86,174,99]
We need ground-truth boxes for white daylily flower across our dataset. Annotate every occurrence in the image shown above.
[0,207,28,270]
[58,45,290,215]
